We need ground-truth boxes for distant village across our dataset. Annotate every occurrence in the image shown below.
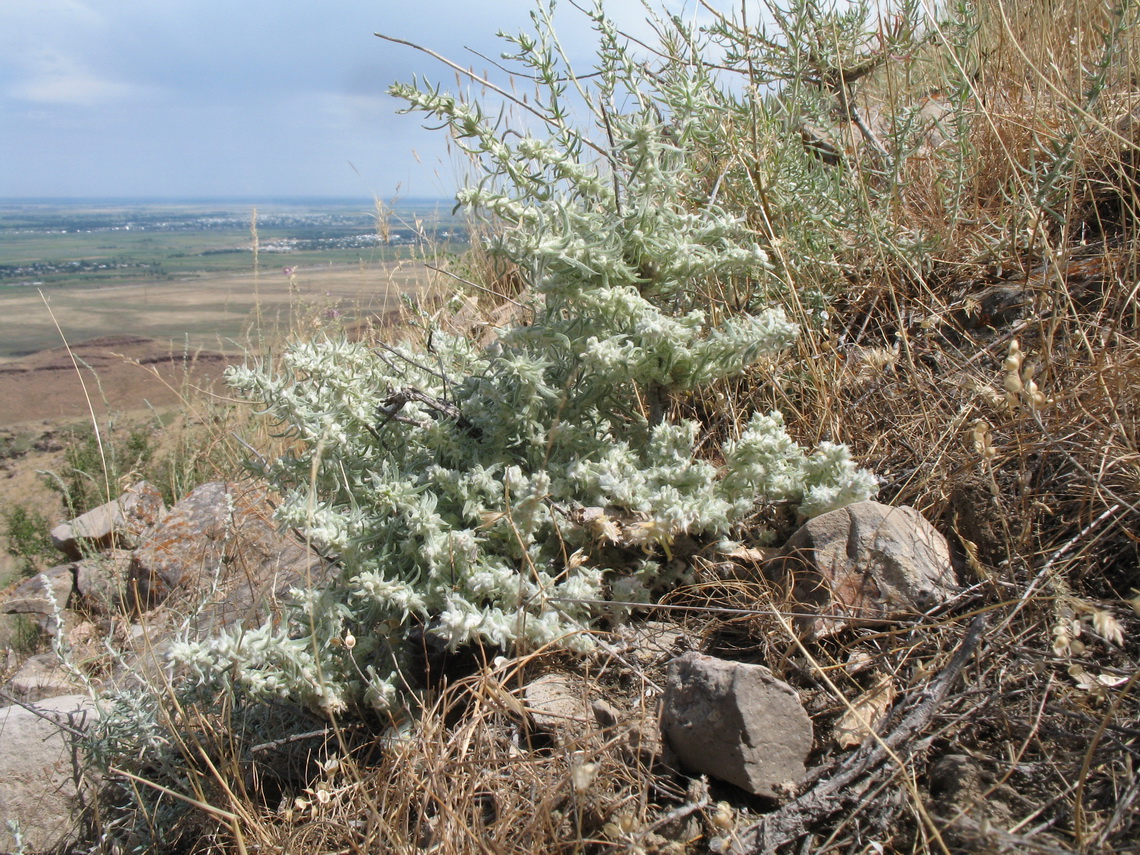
[0,202,467,285]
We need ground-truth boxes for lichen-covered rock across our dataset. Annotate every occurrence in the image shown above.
[775,501,958,638]
[128,481,325,623]
[128,481,232,609]
[0,694,98,854]
[50,480,166,559]
[660,652,812,798]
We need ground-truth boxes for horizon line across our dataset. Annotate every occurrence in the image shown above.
[0,194,455,206]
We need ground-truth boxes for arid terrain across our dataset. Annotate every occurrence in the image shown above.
[0,335,229,427]
[0,259,433,361]
[0,259,440,586]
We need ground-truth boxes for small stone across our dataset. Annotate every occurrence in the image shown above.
[775,501,958,637]
[525,673,592,744]
[660,652,812,798]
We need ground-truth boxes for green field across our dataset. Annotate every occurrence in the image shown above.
[0,198,465,284]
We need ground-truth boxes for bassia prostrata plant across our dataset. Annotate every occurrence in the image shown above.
[169,1,877,716]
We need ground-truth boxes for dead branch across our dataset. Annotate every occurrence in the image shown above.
[377,387,481,439]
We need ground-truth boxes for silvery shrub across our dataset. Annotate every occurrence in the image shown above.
[170,1,877,715]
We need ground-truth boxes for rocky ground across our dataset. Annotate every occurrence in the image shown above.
[0,336,232,590]
[2,469,1135,853]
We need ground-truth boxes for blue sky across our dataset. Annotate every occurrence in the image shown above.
[0,0,714,201]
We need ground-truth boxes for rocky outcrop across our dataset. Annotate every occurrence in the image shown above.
[0,694,98,854]
[773,501,959,637]
[660,652,813,798]
[4,479,328,644]
[2,480,329,694]
[127,481,325,622]
[0,479,334,851]
[50,480,166,559]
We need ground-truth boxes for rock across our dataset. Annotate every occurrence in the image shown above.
[74,549,133,616]
[128,481,326,624]
[3,565,75,631]
[3,652,81,703]
[51,480,166,559]
[775,501,958,638]
[660,652,812,798]
[0,693,98,854]
[525,673,593,744]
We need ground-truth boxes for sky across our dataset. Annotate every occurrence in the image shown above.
[0,0,722,202]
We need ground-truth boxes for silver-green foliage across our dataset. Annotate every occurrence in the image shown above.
[170,0,876,716]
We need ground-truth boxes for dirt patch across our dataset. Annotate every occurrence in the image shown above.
[0,335,231,428]
[0,260,434,360]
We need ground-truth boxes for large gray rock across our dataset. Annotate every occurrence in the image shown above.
[0,694,98,853]
[51,480,166,559]
[775,501,958,638]
[128,481,326,623]
[660,652,812,798]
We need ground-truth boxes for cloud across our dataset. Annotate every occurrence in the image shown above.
[0,1,159,108]
[0,0,769,198]
[7,66,157,108]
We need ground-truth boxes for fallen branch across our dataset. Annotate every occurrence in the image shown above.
[730,615,988,854]
[376,386,482,439]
